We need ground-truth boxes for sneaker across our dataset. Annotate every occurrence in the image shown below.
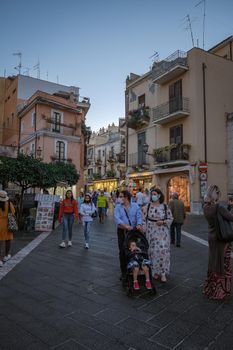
[145,280,152,290]
[3,254,11,262]
[161,273,167,283]
[59,241,66,248]
[133,280,140,290]
[68,241,72,247]
[0,261,3,267]
[85,243,89,249]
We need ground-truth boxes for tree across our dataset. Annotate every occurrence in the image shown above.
[47,162,80,194]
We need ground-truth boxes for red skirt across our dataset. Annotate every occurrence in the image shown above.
[203,245,232,300]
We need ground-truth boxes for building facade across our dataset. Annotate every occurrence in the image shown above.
[84,121,126,193]
[125,36,233,213]
[0,75,91,195]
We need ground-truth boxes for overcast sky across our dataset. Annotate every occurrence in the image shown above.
[1,0,233,131]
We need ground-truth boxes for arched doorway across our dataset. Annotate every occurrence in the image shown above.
[167,175,190,210]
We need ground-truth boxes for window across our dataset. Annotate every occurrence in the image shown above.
[31,112,36,128]
[98,150,101,159]
[138,132,146,166]
[170,125,183,144]
[88,168,93,177]
[30,143,35,155]
[52,111,62,133]
[56,141,65,161]
[87,148,93,159]
[102,149,105,156]
[138,94,145,108]
[169,80,182,113]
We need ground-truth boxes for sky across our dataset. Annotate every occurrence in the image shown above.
[1,0,233,131]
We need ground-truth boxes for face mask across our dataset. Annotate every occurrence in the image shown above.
[117,198,123,204]
[151,194,160,202]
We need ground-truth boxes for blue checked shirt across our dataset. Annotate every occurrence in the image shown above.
[114,203,142,228]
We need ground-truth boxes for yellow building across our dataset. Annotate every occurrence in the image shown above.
[125,36,233,213]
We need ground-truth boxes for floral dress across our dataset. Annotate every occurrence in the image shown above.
[143,203,173,276]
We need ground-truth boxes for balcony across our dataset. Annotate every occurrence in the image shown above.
[107,151,116,163]
[95,158,102,165]
[152,50,188,84]
[128,152,150,169]
[50,155,73,163]
[154,144,190,166]
[152,97,189,125]
[127,106,150,130]
[116,153,125,163]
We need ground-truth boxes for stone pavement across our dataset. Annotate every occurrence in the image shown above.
[0,213,233,350]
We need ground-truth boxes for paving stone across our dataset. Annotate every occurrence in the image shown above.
[117,317,160,337]
[175,325,222,349]
[52,339,90,350]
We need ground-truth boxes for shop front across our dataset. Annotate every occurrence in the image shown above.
[153,165,195,212]
[87,178,118,194]
[127,171,154,191]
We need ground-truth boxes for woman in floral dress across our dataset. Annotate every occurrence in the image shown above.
[143,188,173,282]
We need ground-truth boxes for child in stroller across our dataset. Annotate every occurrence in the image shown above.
[124,230,156,295]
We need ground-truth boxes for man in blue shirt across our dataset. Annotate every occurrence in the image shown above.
[114,190,143,280]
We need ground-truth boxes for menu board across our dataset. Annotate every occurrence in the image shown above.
[35,194,60,232]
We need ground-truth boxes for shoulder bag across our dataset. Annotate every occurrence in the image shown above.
[8,201,18,232]
[215,204,233,242]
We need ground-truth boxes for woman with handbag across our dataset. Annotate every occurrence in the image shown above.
[0,191,16,266]
[203,185,233,300]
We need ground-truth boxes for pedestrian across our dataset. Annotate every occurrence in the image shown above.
[80,193,96,249]
[58,190,78,248]
[92,191,98,208]
[169,192,186,247]
[143,188,173,282]
[76,192,84,224]
[203,185,233,300]
[97,189,108,223]
[143,188,150,206]
[114,190,143,281]
[104,188,110,216]
[136,188,144,208]
[0,190,15,266]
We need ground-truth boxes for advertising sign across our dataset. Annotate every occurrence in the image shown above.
[35,194,60,232]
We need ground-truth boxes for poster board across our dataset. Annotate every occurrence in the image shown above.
[35,194,60,232]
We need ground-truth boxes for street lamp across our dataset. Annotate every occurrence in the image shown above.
[143,142,154,157]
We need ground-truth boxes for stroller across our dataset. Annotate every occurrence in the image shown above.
[123,229,156,296]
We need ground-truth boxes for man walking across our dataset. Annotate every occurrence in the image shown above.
[97,189,108,223]
[169,192,186,247]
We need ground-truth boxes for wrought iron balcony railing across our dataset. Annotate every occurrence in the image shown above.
[127,107,150,130]
[128,152,150,168]
[152,97,189,124]
[152,50,188,84]
[154,144,190,164]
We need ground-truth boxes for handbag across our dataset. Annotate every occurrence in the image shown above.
[8,201,18,232]
[215,204,233,242]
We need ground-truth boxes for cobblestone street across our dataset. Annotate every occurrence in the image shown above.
[0,213,233,349]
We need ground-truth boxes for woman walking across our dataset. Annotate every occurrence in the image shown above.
[80,193,96,249]
[0,191,15,266]
[203,185,233,300]
[58,190,78,248]
[143,188,173,282]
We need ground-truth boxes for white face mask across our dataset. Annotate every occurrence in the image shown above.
[151,194,160,202]
[117,198,123,204]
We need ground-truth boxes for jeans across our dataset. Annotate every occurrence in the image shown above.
[83,221,91,244]
[117,228,127,274]
[62,214,74,241]
[170,222,182,245]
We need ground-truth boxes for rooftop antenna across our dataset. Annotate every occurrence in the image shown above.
[4,69,6,77]
[46,71,49,80]
[23,67,30,76]
[12,51,22,74]
[195,0,206,49]
[186,15,195,47]
[33,57,40,79]
[149,51,159,63]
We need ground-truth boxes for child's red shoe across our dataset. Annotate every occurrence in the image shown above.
[145,280,152,290]
[133,280,140,290]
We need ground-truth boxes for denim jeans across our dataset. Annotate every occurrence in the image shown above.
[62,214,74,241]
[170,222,182,245]
[83,221,92,244]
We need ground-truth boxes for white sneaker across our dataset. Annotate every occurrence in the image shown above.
[85,243,89,249]
[68,241,72,247]
[3,254,11,262]
[161,273,167,283]
[59,241,66,248]
[0,261,3,267]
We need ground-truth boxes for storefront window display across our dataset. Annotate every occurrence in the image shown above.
[167,176,190,209]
